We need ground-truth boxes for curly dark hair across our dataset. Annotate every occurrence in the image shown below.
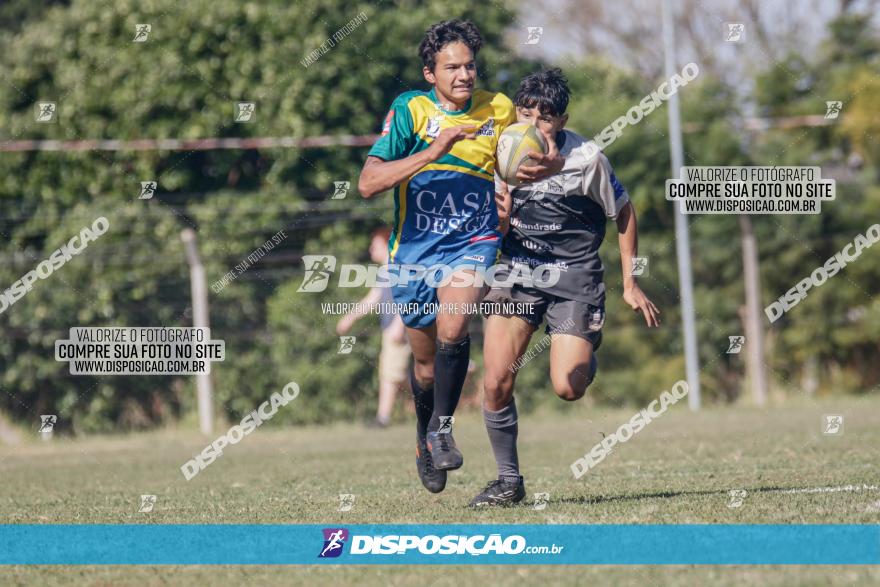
[514,68,571,117]
[418,20,483,72]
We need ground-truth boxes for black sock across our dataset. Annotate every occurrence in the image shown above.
[409,362,433,439]
[428,336,471,433]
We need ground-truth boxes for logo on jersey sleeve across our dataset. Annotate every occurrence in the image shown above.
[476,117,495,136]
[381,110,394,136]
[426,117,441,138]
[609,170,627,200]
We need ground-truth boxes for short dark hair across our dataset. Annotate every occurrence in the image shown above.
[514,68,571,117]
[418,20,483,72]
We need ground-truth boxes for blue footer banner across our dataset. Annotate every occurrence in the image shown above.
[1,525,878,565]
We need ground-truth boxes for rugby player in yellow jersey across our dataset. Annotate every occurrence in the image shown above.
[358,20,563,493]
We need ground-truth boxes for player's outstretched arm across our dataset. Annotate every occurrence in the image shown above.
[617,201,660,328]
[358,125,476,199]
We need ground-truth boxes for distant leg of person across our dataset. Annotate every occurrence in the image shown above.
[374,334,410,427]
[375,380,396,426]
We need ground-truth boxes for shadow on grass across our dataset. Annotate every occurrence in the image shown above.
[557,485,797,506]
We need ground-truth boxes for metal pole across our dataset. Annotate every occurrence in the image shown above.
[181,228,214,435]
[739,216,768,405]
[662,0,701,410]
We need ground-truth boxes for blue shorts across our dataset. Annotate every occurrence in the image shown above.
[389,241,500,329]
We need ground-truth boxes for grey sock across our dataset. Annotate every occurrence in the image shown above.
[483,399,520,480]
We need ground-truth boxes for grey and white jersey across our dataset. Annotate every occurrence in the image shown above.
[495,129,630,304]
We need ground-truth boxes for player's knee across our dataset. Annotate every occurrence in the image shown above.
[413,359,434,387]
[436,325,468,343]
[553,384,585,402]
[435,313,471,343]
[483,371,515,405]
[551,375,587,402]
[551,356,596,401]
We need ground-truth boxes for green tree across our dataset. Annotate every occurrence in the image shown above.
[0,0,535,431]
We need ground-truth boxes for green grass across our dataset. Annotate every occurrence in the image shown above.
[1,395,879,585]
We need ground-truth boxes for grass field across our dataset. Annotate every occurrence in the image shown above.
[1,394,879,585]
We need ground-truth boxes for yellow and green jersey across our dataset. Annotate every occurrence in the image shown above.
[368,88,516,264]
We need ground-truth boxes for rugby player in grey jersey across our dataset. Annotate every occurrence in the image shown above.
[470,69,660,507]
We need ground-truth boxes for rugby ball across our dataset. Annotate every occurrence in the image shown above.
[496,123,548,186]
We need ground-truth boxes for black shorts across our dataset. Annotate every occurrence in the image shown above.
[483,286,604,350]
